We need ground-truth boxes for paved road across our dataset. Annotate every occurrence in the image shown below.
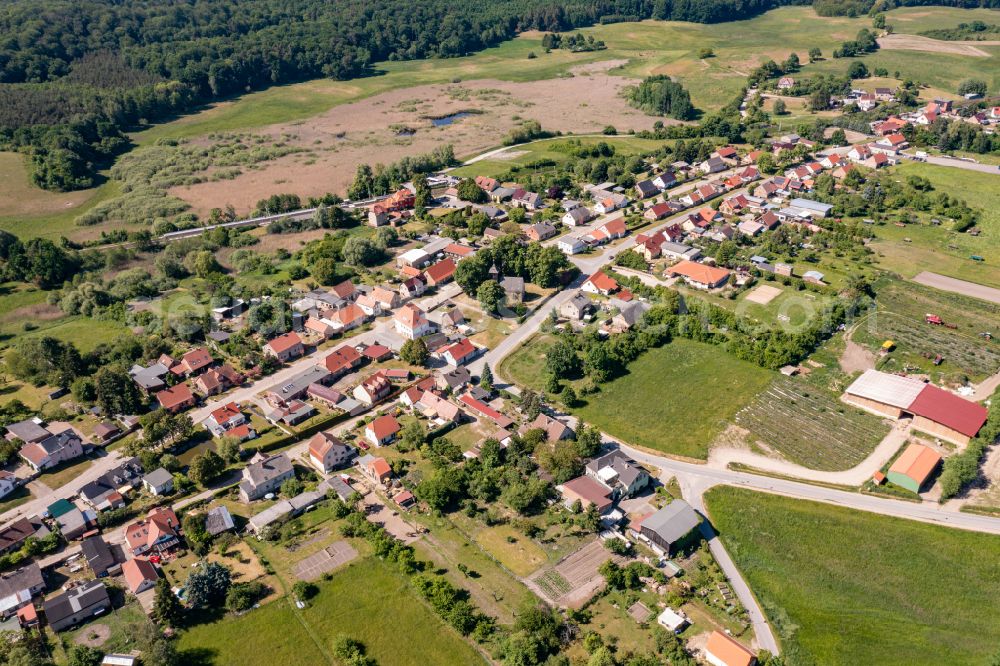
[911,271,1000,305]
[0,449,126,527]
[621,443,1000,536]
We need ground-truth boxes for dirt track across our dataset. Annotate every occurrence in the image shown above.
[877,33,996,57]
[911,271,1000,305]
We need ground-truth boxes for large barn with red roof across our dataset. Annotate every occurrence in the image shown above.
[844,370,988,446]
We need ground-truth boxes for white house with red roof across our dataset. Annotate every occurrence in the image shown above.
[582,272,619,296]
[394,304,435,340]
[263,332,304,362]
[203,402,247,437]
[365,415,401,447]
[441,338,479,366]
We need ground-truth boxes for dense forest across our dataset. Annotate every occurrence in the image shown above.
[3,0,1000,193]
[0,0,790,192]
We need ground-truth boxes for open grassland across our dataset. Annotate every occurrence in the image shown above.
[0,315,129,355]
[705,486,1000,666]
[734,377,890,471]
[472,524,548,577]
[178,556,484,666]
[449,135,668,180]
[854,279,1000,381]
[870,164,1000,289]
[503,337,773,459]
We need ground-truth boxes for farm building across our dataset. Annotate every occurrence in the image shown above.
[887,443,942,493]
[843,370,988,446]
[638,500,702,556]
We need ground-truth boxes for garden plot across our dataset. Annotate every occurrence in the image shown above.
[531,539,624,607]
[745,284,783,305]
[735,378,891,471]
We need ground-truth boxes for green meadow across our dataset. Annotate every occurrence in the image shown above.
[705,486,1000,666]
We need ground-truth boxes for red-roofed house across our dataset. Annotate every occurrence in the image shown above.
[264,332,304,362]
[441,338,478,366]
[155,384,196,414]
[361,456,392,484]
[121,558,158,595]
[458,394,514,428]
[176,348,214,376]
[353,373,392,406]
[666,261,731,290]
[423,259,457,287]
[309,432,355,473]
[560,476,613,513]
[582,272,619,296]
[908,384,988,445]
[644,202,672,221]
[204,402,246,437]
[705,631,756,666]
[324,345,365,378]
[124,507,181,557]
[365,415,401,446]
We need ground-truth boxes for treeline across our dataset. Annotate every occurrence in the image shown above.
[814,0,1000,17]
[0,0,797,193]
[625,75,696,120]
[347,145,456,200]
[939,386,1000,499]
[921,20,1000,39]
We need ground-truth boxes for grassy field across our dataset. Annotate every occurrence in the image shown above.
[450,135,669,179]
[855,279,1000,381]
[177,556,484,665]
[504,337,773,459]
[870,163,1000,289]
[734,377,890,471]
[472,524,548,577]
[705,486,1000,666]
[1,316,130,354]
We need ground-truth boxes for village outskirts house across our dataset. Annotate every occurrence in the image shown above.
[43,580,110,633]
[123,506,182,557]
[365,415,401,447]
[17,426,84,472]
[239,453,295,502]
[585,450,650,498]
[308,432,356,474]
[263,332,305,362]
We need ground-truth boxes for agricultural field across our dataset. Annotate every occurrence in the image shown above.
[855,279,1000,381]
[734,377,891,471]
[870,163,1000,290]
[705,486,1000,666]
[502,337,773,459]
[178,555,485,666]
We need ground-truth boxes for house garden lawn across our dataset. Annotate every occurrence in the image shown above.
[574,339,773,459]
[868,163,1000,290]
[39,457,95,490]
[470,523,548,577]
[704,486,1000,666]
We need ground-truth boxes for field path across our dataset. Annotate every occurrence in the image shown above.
[877,33,994,56]
[911,272,1000,305]
[707,418,911,486]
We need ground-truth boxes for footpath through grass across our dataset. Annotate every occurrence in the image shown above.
[704,486,1000,666]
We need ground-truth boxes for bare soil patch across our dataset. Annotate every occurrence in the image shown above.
[534,538,625,608]
[839,339,876,374]
[74,624,110,647]
[745,284,782,305]
[169,74,664,217]
[877,34,993,57]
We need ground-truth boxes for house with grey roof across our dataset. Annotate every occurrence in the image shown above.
[560,292,595,321]
[585,451,650,499]
[142,468,174,496]
[4,419,50,444]
[239,454,294,502]
[80,535,118,577]
[0,564,44,619]
[638,500,702,555]
[43,580,110,632]
[128,362,170,393]
[205,506,235,536]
